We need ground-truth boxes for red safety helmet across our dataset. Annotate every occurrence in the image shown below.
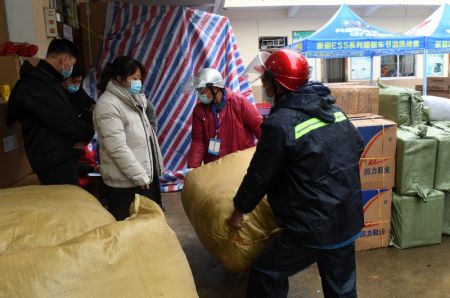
[264,49,309,91]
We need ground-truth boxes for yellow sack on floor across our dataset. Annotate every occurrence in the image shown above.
[0,195,198,298]
[0,185,115,253]
[182,148,282,272]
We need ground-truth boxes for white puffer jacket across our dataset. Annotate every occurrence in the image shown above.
[93,80,164,188]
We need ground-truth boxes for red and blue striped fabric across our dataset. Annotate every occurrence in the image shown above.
[93,2,253,176]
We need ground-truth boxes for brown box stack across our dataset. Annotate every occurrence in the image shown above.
[0,56,40,88]
[0,102,36,187]
[328,85,379,114]
[415,84,450,98]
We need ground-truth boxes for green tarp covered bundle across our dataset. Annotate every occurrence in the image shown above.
[396,126,437,195]
[431,120,450,128]
[390,189,445,249]
[378,81,424,126]
[444,193,450,235]
[419,125,450,191]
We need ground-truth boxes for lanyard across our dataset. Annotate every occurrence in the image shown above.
[209,94,226,138]
[212,108,222,137]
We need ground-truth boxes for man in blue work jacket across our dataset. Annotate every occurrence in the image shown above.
[229,49,365,298]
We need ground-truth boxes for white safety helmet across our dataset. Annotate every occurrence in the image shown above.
[192,68,225,90]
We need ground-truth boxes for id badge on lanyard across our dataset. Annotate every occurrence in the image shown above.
[208,110,221,156]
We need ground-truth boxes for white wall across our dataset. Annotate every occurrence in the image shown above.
[4,0,37,44]
[4,0,52,58]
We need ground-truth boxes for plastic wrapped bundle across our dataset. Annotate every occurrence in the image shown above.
[182,148,281,272]
[421,125,450,191]
[422,95,450,121]
[0,185,115,253]
[378,82,423,126]
[395,126,437,195]
[0,196,198,298]
[390,189,444,249]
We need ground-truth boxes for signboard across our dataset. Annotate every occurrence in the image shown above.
[292,31,315,43]
[44,8,58,38]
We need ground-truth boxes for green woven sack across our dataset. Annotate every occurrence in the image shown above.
[430,120,450,129]
[390,189,445,249]
[396,126,437,195]
[419,125,450,191]
[444,192,450,235]
[378,81,424,126]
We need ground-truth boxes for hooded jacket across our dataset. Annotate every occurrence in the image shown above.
[93,80,164,188]
[233,81,364,246]
[6,60,94,172]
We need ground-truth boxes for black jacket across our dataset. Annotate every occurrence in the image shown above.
[233,82,364,246]
[66,87,96,127]
[7,60,94,172]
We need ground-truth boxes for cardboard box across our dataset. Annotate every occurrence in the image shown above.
[347,113,382,120]
[356,188,392,251]
[328,85,379,114]
[415,85,450,98]
[427,77,450,91]
[0,102,34,188]
[0,56,40,88]
[351,118,397,190]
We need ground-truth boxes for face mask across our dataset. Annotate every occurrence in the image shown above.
[128,80,142,95]
[65,84,79,93]
[199,93,212,104]
[263,87,275,105]
[61,60,73,79]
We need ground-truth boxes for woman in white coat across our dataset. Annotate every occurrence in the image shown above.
[94,56,164,220]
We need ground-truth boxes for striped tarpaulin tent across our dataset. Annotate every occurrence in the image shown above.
[87,1,253,191]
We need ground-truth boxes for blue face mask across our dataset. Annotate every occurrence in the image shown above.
[65,84,79,93]
[199,93,212,104]
[128,80,142,95]
[61,65,73,79]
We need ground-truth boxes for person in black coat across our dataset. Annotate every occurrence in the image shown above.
[6,38,94,185]
[229,49,364,298]
[62,63,96,127]
[62,63,98,184]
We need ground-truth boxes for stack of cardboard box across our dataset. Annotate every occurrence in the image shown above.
[328,85,379,115]
[415,77,450,98]
[350,116,397,251]
[0,56,40,188]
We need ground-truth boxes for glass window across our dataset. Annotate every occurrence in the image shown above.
[399,55,415,77]
[351,57,371,80]
[381,55,415,78]
[322,58,346,83]
[426,54,444,77]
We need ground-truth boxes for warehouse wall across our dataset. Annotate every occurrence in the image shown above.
[3,0,52,58]
[31,0,53,58]
[222,6,444,85]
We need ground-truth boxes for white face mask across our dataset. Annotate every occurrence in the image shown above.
[263,87,275,105]
[199,93,212,104]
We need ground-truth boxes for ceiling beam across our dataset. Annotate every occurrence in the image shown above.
[288,5,301,18]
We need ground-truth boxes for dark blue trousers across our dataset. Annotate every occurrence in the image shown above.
[246,232,357,298]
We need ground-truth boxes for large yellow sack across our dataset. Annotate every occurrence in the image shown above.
[0,195,198,298]
[182,148,282,272]
[0,185,115,253]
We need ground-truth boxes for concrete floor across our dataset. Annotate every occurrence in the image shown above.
[162,192,450,298]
